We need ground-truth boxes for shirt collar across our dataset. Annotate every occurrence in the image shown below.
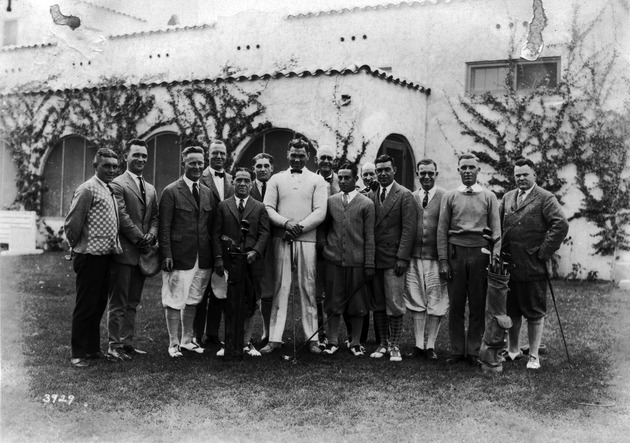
[93,175,109,189]
[235,195,249,205]
[381,182,394,194]
[125,169,142,181]
[343,189,358,202]
[182,175,198,191]
[520,184,536,199]
[420,185,437,201]
[457,183,483,193]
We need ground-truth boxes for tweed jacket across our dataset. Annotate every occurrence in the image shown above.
[159,177,213,270]
[411,187,446,260]
[212,196,270,277]
[264,168,328,243]
[109,171,159,265]
[500,185,569,282]
[201,167,234,210]
[368,181,417,269]
[64,175,122,255]
[319,192,375,268]
[250,180,265,202]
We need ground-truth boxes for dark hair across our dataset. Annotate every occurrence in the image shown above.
[182,146,205,159]
[416,158,437,170]
[515,157,535,169]
[458,153,479,163]
[124,139,148,155]
[287,138,310,152]
[93,148,118,166]
[375,154,395,167]
[233,167,255,180]
[337,162,358,177]
[252,152,274,165]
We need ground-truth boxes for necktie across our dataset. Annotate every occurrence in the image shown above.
[192,182,200,207]
[215,171,225,178]
[137,176,146,203]
[238,198,244,214]
[261,181,266,199]
[342,192,349,208]
[518,190,525,208]
[106,184,114,196]
[422,191,429,208]
[380,187,386,204]
[290,169,303,174]
[465,187,474,194]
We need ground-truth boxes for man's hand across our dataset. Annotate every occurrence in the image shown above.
[143,233,157,246]
[162,258,173,272]
[394,259,408,276]
[214,257,224,276]
[246,250,259,264]
[284,220,304,238]
[364,267,375,282]
[439,260,451,280]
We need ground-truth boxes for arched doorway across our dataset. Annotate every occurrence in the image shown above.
[42,135,97,217]
[377,134,416,191]
[235,129,317,172]
[145,132,182,198]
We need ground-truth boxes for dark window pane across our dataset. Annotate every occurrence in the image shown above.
[516,61,558,90]
[152,133,181,198]
[42,141,64,217]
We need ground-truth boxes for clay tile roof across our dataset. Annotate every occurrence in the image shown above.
[286,0,447,19]
[108,23,215,40]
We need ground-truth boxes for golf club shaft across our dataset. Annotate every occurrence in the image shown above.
[546,268,573,367]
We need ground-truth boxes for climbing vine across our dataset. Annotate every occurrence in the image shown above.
[449,5,630,255]
[165,69,271,170]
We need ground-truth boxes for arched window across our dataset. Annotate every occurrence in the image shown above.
[377,134,416,191]
[42,136,97,217]
[144,132,182,198]
[234,128,317,172]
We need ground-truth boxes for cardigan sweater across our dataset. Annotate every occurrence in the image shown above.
[321,192,375,268]
[411,187,445,260]
[437,186,501,260]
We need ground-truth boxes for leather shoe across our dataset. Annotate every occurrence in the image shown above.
[426,348,438,360]
[309,341,322,355]
[181,342,205,354]
[107,348,132,361]
[123,345,147,355]
[405,346,425,358]
[71,358,89,368]
[168,345,183,358]
[244,343,261,357]
[204,335,224,347]
[85,351,104,359]
[446,355,465,365]
[370,345,389,359]
[260,341,282,354]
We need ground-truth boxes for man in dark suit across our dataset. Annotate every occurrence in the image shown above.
[196,140,234,347]
[250,153,274,345]
[500,158,568,370]
[213,167,270,357]
[159,146,213,358]
[65,148,122,368]
[368,154,417,362]
[107,139,158,361]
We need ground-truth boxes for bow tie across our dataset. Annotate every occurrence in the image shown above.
[214,171,225,178]
[323,176,333,183]
[290,169,303,174]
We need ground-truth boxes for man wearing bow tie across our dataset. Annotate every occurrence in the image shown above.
[314,145,339,347]
[260,138,328,355]
[500,158,568,370]
[107,139,159,361]
[437,153,501,366]
[195,140,234,347]
[250,153,275,346]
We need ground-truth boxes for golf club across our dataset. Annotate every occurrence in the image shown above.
[545,267,573,368]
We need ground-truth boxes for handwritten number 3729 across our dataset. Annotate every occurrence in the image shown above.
[43,394,74,404]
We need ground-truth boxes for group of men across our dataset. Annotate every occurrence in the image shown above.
[65,137,568,371]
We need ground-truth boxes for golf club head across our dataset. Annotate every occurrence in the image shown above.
[240,219,250,237]
[481,247,491,255]
[482,234,494,243]
[482,227,493,237]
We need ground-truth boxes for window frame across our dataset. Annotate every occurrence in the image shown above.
[466,56,561,95]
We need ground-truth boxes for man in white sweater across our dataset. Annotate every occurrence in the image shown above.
[261,138,328,354]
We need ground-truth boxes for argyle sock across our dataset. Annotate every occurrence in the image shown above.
[388,315,403,349]
[181,304,197,346]
[509,316,523,354]
[425,315,442,350]
[412,310,427,349]
[373,310,389,347]
[349,316,364,347]
[326,314,340,346]
[165,307,181,347]
[528,317,544,358]
[243,317,253,347]
[260,299,272,340]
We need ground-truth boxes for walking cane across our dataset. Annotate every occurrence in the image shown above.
[546,267,573,368]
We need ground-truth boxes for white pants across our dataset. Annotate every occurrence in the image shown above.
[269,238,318,343]
[404,258,449,316]
[161,257,211,310]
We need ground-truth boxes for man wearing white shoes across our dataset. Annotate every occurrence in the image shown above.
[159,146,213,358]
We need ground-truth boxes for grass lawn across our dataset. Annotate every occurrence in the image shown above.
[1,252,629,442]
